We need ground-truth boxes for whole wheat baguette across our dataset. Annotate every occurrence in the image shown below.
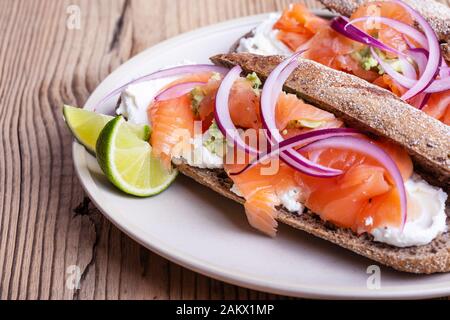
[319,0,450,44]
[177,163,450,274]
[211,53,450,189]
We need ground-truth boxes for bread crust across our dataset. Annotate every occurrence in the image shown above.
[177,163,450,274]
[211,53,450,189]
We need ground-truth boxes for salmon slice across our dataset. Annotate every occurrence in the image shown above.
[422,91,450,124]
[196,77,261,130]
[226,161,299,237]
[373,74,407,97]
[275,92,343,132]
[302,28,354,70]
[223,92,343,236]
[277,31,312,52]
[272,2,449,125]
[350,1,414,57]
[356,187,401,233]
[375,75,450,120]
[228,137,412,236]
[275,3,328,51]
[222,85,413,236]
[149,94,195,169]
[295,140,413,233]
[148,73,260,173]
[149,73,222,164]
[147,69,415,237]
[443,104,450,125]
[300,164,391,230]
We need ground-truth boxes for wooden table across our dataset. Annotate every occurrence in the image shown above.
[0,0,448,300]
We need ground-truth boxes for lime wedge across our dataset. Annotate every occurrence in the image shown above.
[63,105,150,155]
[96,116,177,197]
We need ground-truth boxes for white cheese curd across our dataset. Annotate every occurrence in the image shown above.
[371,176,448,247]
[237,14,292,56]
[116,60,196,125]
[116,79,173,125]
[278,188,304,214]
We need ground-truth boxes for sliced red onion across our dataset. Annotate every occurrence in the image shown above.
[348,16,427,49]
[342,8,448,94]
[440,64,450,78]
[94,64,228,111]
[372,48,450,93]
[417,93,432,110]
[261,53,343,177]
[301,136,407,230]
[405,38,448,79]
[230,128,363,176]
[155,81,206,102]
[214,65,259,155]
[392,0,441,100]
[399,58,417,80]
[331,16,406,58]
[371,47,415,88]
[425,77,450,93]
[408,48,428,76]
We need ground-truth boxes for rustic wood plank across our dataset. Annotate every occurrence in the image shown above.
[0,0,448,300]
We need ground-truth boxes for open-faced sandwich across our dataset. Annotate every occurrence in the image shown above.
[63,0,450,274]
[234,0,450,125]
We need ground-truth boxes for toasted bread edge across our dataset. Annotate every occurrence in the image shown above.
[177,163,450,274]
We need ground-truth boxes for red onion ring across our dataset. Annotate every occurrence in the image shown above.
[371,47,415,88]
[371,48,450,93]
[261,53,344,177]
[155,81,207,102]
[392,0,441,100]
[408,48,428,76]
[330,16,406,58]
[230,128,363,176]
[336,4,449,95]
[301,136,407,231]
[440,65,450,78]
[399,58,417,79]
[404,37,449,79]
[214,65,260,155]
[94,64,228,111]
[417,93,432,110]
[347,16,428,49]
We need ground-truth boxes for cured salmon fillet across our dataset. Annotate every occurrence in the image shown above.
[273,2,450,125]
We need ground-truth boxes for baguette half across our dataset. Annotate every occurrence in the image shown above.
[170,53,450,274]
[177,164,450,274]
[211,53,450,190]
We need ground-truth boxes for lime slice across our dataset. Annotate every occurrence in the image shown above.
[63,105,150,155]
[96,116,177,197]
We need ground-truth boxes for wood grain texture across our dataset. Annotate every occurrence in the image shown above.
[0,0,448,300]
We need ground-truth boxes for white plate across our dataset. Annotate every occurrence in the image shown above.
[74,12,450,299]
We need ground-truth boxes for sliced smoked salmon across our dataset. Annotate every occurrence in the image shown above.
[148,68,414,237]
[273,2,449,125]
[149,94,195,169]
[296,140,412,233]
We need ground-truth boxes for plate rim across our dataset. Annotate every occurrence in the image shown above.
[73,11,450,300]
